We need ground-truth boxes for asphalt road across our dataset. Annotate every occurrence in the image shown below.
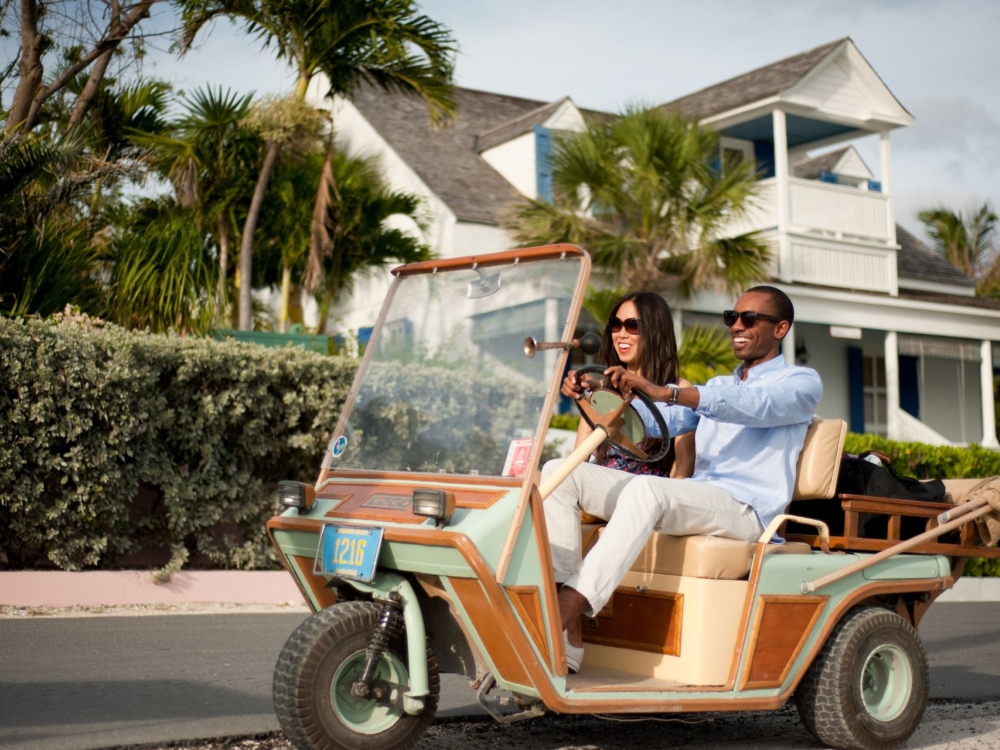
[0,603,998,750]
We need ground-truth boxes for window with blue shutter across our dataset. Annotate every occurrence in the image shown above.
[534,125,553,203]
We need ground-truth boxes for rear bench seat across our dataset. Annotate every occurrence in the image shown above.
[582,417,848,580]
[576,418,848,685]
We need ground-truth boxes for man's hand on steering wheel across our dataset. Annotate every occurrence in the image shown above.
[603,366,663,402]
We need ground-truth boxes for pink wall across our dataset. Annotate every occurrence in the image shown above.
[0,571,305,608]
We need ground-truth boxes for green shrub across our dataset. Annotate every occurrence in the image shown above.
[0,317,356,572]
[550,413,581,431]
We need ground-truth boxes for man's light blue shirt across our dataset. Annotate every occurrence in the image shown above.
[634,356,823,530]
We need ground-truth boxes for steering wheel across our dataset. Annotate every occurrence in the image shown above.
[573,365,670,463]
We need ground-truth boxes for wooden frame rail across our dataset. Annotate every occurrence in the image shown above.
[785,493,1000,559]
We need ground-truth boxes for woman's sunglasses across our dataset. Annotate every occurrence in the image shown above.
[608,316,640,335]
[723,310,782,328]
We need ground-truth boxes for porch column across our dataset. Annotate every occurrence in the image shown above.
[879,131,896,247]
[782,323,796,365]
[772,109,792,282]
[884,331,901,440]
[980,340,999,448]
[879,131,899,297]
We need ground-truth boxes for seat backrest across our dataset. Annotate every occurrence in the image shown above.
[791,418,847,501]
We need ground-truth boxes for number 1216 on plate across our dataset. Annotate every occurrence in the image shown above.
[315,524,384,582]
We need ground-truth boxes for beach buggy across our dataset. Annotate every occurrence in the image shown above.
[266,245,1000,750]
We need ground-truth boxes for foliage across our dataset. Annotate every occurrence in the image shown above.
[0,316,356,572]
[103,198,220,334]
[338,361,547,476]
[505,106,771,295]
[582,285,625,327]
[303,148,432,299]
[918,201,998,292]
[678,325,739,384]
[550,413,581,431]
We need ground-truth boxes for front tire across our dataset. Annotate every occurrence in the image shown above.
[273,601,439,750]
[796,606,929,750]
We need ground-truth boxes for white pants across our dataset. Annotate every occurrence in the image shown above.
[542,459,764,616]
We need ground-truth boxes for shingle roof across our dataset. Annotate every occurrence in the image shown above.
[896,224,975,288]
[660,38,847,121]
[350,84,550,225]
[793,148,849,179]
[475,97,570,153]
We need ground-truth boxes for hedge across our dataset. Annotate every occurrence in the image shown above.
[0,316,355,573]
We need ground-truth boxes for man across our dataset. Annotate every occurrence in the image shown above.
[543,286,823,672]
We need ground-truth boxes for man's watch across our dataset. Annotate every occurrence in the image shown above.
[665,384,681,404]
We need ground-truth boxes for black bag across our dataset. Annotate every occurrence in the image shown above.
[836,450,946,540]
[787,451,948,540]
[836,451,946,503]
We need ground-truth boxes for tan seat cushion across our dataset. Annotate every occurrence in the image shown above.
[792,418,848,501]
[589,527,811,581]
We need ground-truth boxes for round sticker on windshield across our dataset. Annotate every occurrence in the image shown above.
[332,435,347,458]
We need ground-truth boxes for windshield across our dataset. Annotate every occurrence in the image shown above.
[324,254,586,478]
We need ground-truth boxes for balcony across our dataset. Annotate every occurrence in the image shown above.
[725,177,897,294]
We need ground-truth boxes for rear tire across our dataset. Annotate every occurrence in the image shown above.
[273,601,439,750]
[795,606,928,750]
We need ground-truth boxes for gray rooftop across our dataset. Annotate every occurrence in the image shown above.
[793,148,849,179]
[475,97,570,153]
[660,38,847,121]
[896,224,975,289]
[350,83,552,225]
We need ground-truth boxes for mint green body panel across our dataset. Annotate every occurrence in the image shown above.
[273,495,950,708]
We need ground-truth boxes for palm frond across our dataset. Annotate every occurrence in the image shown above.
[678,324,739,384]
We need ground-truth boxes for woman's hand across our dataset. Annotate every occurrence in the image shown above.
[561,370,604,400]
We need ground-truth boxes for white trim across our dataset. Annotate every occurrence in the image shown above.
[898,278,976,297]
[981,340,999,448]
[787,129,871,158]
[719,136,755,170]
[884,331,900,440]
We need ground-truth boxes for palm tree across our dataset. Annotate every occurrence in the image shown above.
[130,86,261,322]
[177,0,457,330]
[506,106,770,296]
[918,201,998,291]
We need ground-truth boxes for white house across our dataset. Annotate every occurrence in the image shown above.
[308,37,1000,448]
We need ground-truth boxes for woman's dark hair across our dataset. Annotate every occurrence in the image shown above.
[600,291,678,386]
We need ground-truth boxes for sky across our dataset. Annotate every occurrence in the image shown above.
[52,0,1000,237]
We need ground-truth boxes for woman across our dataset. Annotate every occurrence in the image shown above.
[571,291,694,479]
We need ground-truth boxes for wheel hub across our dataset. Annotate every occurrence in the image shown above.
[332,652,409,734]
[860,643,913,722]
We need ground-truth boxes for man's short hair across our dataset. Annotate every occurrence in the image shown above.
[745,285,794,325]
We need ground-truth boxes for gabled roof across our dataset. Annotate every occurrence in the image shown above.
[350,84,551,224]
[896,224,975,288]
[661,38,847,121]
[475,97,571,153]
[793,148,850,179]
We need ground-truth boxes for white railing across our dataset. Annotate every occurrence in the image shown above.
[788,177,889,243]
[894,410,955,446]
[789,238,896,293]
[722,177,890,244]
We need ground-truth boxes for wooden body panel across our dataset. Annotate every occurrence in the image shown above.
[586,589,682,656]
[319,482,506,524]
[740,595,827,689]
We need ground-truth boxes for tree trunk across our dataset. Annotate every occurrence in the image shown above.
[67,49,114,132]
[238,139,281,331]
[279,265,292,333]
[7,0,45,132]
[215,214,230,327]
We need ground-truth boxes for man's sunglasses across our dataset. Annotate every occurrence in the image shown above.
[608,316,641,335]
[723,310,783,328]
